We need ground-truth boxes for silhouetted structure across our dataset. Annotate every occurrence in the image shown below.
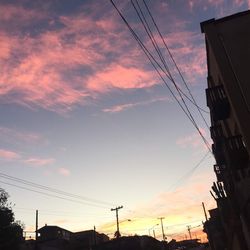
[92,236,162,250]
[37,225,72,241]
[167,238,203,250]
[203,208,227,250]
[71,230,109,250]
[35,225,109,250]
[201,10,250,250]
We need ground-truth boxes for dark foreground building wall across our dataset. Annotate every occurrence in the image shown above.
[93,236,163,250]
[201,10,250,250]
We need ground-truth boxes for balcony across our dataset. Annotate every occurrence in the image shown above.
[214,164,227,182]
[212,142,226,165]
[206,85,230,121]
[224,135,249,169]
[210,124,224,141]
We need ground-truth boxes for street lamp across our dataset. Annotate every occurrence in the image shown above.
[148,224,159,238]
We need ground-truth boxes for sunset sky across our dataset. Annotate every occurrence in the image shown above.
[0,0,249,241]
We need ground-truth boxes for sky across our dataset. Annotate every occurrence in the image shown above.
[0,0,249,242]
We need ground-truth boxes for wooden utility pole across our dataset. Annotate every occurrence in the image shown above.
[158,217,166,241]
[153,229,156,239]
[35,210,38,250]
[111,206,123,238]
[94,225,97,246]
[202,202,208,221]
[35,210,38,240]
[187,225,192,239]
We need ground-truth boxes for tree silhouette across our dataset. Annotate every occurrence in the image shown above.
[0,188,23,250]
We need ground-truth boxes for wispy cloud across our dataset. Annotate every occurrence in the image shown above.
[1,2,150,113]
[0,149,20,160]
[0,1,247,114]
[0,127,45,145]
[0,1,206,114]
[87,64,156,93]
[176,128,212,150]
[24,157,55,167]
[103,96,170,113]
[57,167,71,176]
[163,31,207,84]
[53,219,68,224]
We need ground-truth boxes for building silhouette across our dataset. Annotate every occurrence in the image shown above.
[35,225,109,250]
[201,10,250,250]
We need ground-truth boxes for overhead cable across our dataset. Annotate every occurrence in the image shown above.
[0,172,115,207]
[167,151,211,191]
[130,0,211,151]
[141,0,210,124]
[0,180,108,209]
[110,0,212,153]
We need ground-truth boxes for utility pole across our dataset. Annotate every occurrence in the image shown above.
[111,206,123,238]
[187,225,192,239]
[35,210,38,250]
[202,202,208,221]
[35,210,38,240]
[158,217,166,241]
[93,225,97,246]
[153,229,156,239]
[202,202,215,250]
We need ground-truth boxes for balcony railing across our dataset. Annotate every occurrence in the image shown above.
[206,85,230,121]
[210,124,224,141]
[212,142,226,165]
[224,135,249,169]
[214,164,227,182]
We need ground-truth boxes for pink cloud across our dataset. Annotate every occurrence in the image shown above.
[0,33,13,60]
[0,4,45,23]
[176,128,212,150]
[163,31,207,83]
[0,5,155,113]
[24,157,55,166]
[87,64,156,92]
[57,167,71,176]
[0,127,45,144]
[0,2,205,114]
[103,97,171,113]
[1,0,237,114]
[0,149,20,160]
[135,171,216,218]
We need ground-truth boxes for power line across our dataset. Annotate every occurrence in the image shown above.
[14,208,113,219]
[131,0,211,152]
[110,0,212,153]
[141,0,210,120]
[131,0,172,78]
[15,207,113,216]
[133,0,209,114]
[0,172,115,207]
[167,151,211,191]
[0,180,108,208]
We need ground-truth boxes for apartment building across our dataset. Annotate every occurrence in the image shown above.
[201,10,250,250]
